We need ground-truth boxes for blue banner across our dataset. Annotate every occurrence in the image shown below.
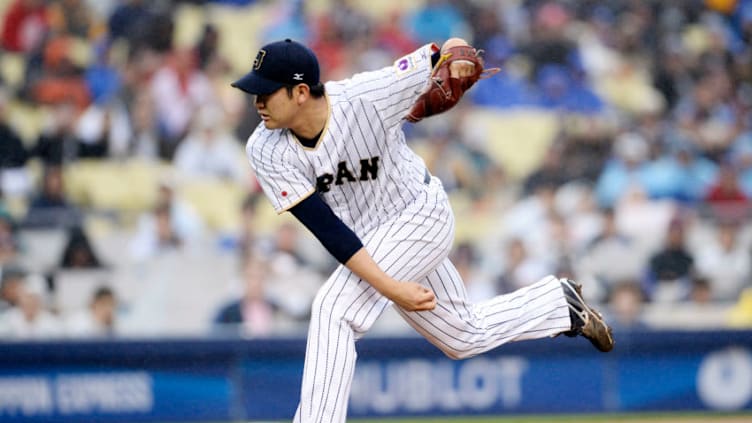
[0,331,751,422]
[0,369,231,422]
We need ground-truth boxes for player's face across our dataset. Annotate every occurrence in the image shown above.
[254,87,297,129]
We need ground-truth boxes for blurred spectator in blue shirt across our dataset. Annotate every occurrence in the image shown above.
[470,36,536,109]
[733,0,752,46]
[404,0,470,46]
[595,132,652,208]
[565,50,607,114]
[533,63,605,114]
[262,0,309,44]
[77,40,132,159]
[85,40,122,105]
[642,142,719,204]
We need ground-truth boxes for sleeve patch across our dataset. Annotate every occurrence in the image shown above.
[394,54,416,75]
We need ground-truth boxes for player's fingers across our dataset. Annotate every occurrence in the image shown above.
[417,297,437,311]
[401,283,435,311]
[417,286,434,300]
[418,290,436,309]
[450,60,475,78]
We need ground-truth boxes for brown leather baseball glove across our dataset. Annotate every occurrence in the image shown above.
[405,45,498,123]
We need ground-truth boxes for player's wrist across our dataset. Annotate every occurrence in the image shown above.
[344,249,400,296]
[371,275,402,298]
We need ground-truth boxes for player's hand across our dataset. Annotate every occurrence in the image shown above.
[442,37,475,79]
[390,281,436,312]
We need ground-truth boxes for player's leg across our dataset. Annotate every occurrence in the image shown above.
[293,180,457,423]
[293,264,367,423]
[394,259,572,359]
[293,270,443,423]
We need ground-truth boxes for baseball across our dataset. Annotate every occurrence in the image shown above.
[441,37,469,53]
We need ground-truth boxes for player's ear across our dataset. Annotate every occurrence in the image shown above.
[295,84,310,104]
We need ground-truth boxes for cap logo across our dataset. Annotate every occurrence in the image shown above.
[292,73,304,81]
[253,49,266,70]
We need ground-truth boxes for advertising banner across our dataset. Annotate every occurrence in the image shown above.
[0,331,750,421]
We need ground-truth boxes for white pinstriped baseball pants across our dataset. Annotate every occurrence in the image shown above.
[293,177,572,423]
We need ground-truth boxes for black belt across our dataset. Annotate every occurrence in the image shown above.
[424,168,431,185]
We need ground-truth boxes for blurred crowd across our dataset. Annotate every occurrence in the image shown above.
[0,0,751,340]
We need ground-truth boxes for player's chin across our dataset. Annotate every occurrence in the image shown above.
[262,119,279,129]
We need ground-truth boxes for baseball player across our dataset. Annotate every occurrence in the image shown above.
[232,38,613,423]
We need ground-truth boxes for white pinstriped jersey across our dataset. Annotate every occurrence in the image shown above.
[239,42,576,423]
[246,44,437,238]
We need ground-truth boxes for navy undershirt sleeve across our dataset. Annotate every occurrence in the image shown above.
[289,193,364,264]
[431,50,441,67]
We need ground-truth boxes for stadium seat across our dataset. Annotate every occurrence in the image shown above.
[464,108,559,180]
[53,269,114,314]
[17,228,68,274]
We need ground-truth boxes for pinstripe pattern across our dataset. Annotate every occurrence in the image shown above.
[397,272,571,359]
[245,44,573,423]
[292,179,570,423]
[247,45,435,237]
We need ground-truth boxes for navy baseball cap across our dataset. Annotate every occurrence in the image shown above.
[231,39,320,95]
